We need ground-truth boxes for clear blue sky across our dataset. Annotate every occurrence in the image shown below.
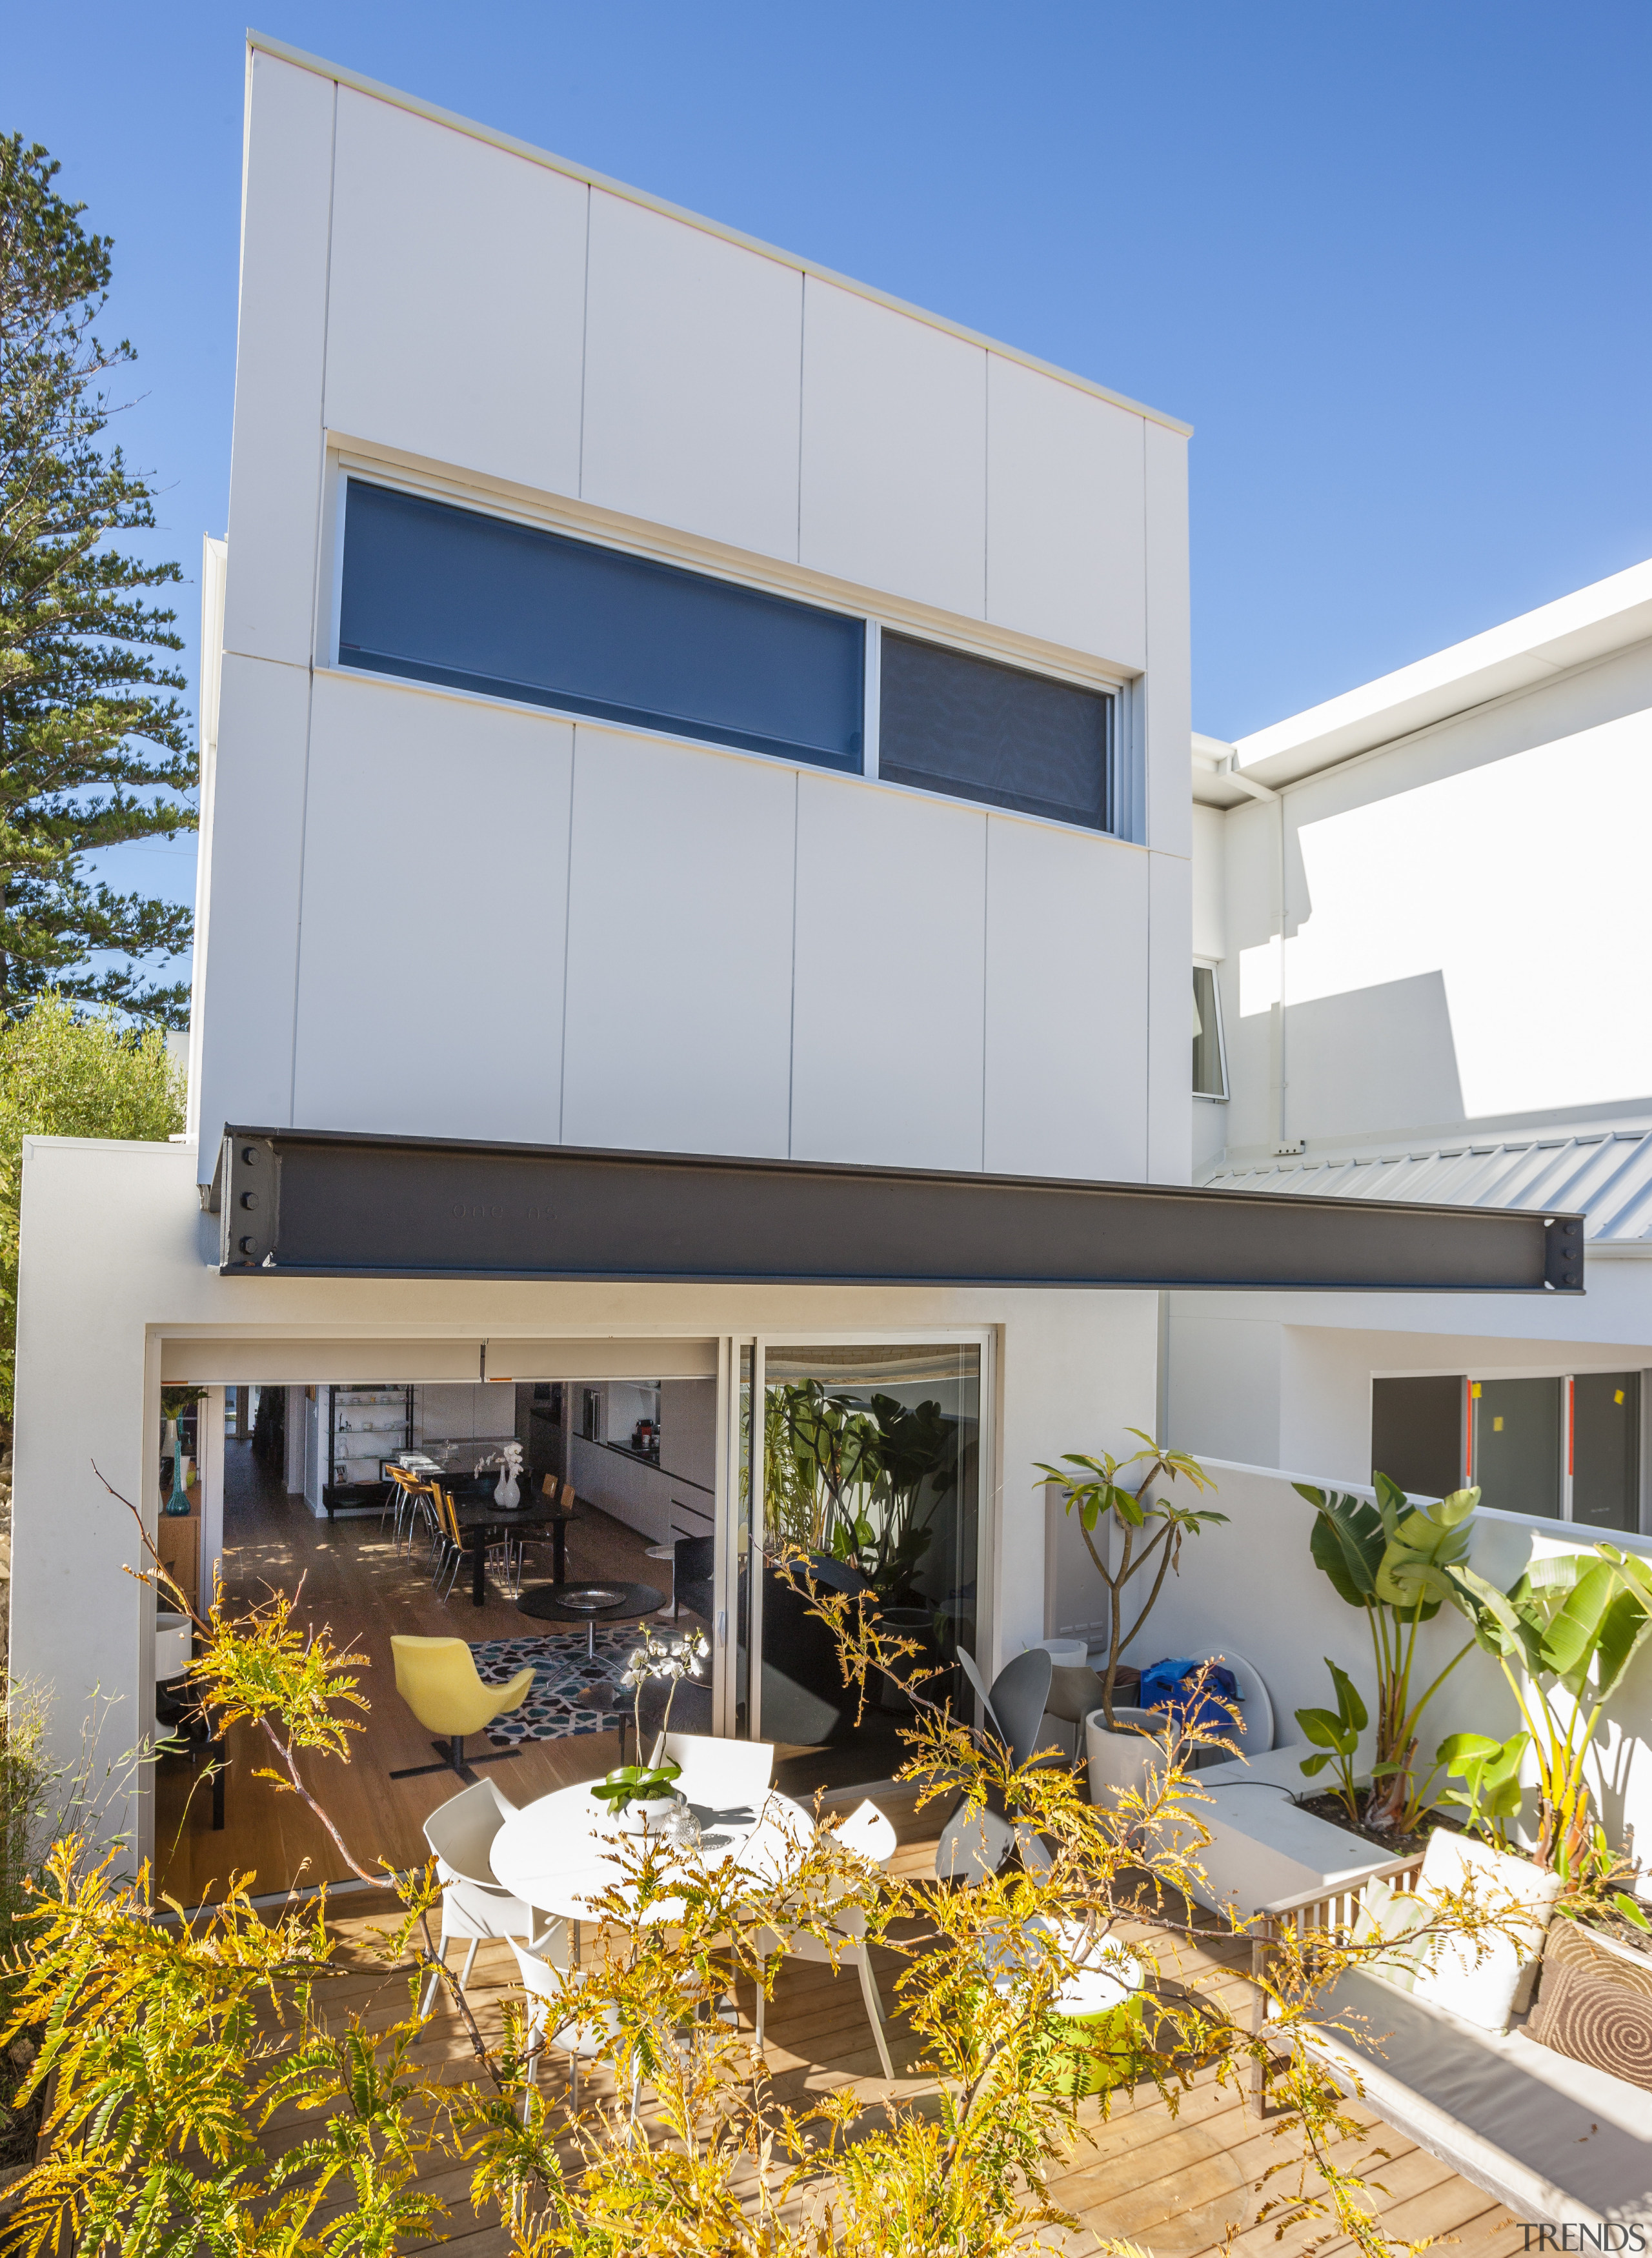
[10,1,1652,978]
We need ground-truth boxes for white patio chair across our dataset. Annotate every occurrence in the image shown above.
[649,1731,774,1815]
[510,1937,631,2121]
[936,1648,1055,1884]
[419,1777,560,2014]
[752,1797,899,2082]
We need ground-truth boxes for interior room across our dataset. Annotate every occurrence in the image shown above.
[152,1373,717,1906]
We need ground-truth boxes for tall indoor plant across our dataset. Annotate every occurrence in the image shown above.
[1033,1432,1223,1728]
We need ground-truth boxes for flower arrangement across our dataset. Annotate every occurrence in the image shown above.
[590,1625,710,1817]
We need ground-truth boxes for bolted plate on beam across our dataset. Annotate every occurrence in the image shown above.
[208,1127,1584,1296]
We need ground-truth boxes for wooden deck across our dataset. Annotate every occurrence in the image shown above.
[176,1450,1527,2252]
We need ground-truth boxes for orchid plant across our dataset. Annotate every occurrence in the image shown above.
[591,1626,710,1815]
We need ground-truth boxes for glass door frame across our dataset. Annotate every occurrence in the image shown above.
[712,1327,998,1742]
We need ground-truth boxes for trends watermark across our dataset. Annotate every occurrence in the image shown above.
[1522,2232,1645,2252]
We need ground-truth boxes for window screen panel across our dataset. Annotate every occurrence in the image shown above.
[1473,1377,1562,1519]
[1572,1372,1640,1532]
[338,480,865,770]
[1192,967,1226,1097]
[878,633,1111,830]
[1371,1375,1463,1500]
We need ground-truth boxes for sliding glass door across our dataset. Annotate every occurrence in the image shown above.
[734,1340,984,1798]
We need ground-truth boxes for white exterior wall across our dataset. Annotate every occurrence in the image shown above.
[198,45,1193,1191]
[1213,636,1652,1161]
[1142,1460,1652,1860]
[12,1137,1157,1862]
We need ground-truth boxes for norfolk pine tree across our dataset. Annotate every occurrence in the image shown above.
[1,135,196,1025]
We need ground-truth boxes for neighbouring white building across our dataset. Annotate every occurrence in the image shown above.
[6,37,1576,1873]
[1175,559,1652,1529]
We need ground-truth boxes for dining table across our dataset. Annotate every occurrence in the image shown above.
[489,1779,814,1934]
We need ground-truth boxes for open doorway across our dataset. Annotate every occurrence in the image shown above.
[153,1370,718,1906]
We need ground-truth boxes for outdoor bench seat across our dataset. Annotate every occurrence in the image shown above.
[1303,1963,1652,2230]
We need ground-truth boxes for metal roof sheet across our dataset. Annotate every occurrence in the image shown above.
[1202,1131,1652,1246]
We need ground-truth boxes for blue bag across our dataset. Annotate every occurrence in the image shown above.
[1138,1655,1242,1731]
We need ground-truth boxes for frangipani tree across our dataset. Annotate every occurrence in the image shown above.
[1034,1433,1224,1728]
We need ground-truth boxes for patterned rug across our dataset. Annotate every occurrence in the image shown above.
[469,1629,640,1746]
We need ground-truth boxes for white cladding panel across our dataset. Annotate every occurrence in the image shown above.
[196,656,312,1140]
[1142,421,1192,860]
[790,776,987,1170]
[324,90,588,497]
[579,192,803,559]
[559,728,796,1156]
[985,354,1146,670]
[223,54,333,667]
[798,278,987,619]
[983,819,1148,1179]
[1146,850,1193,1184]
[291,672,570,1141]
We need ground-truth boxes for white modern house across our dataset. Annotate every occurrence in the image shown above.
[1176,559,1652,1526]
[6,37,1572,1873]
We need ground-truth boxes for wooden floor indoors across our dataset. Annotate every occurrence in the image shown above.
[166,1447,1525,2253]
[155,1440,667,1905]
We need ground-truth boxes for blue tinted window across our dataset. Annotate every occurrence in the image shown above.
[879,632,1112,831]
[338,481,865,770]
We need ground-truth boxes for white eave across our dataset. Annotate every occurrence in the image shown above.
[1221,555,1652,791]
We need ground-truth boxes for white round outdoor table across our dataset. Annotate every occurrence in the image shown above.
[490,1779,815,1929]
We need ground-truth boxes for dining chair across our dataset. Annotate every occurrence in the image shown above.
[390,1635,534,1779]
[381,1464,425,1550]
[650,1731,774,1812]
[510,1937,631,2121]
[752,1797,898,2081]
[432,1485,511,1604]
[419,1778,562,2013]
[499,1475,565,1598]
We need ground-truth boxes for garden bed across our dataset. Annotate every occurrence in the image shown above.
[1296,1792,1453,1862]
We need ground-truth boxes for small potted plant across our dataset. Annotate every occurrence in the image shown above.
[591,1626,710,1835]
[1034,1433,1224,1804]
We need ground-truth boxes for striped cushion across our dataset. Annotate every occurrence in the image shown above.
[1542,1917,1652,2001]
[1527,1954,1652,2090]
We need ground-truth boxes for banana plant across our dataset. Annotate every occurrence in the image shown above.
[1295,1660,1367,1824]
[1296,1473,1481,1831]
[1034,1433,1224,1727]
[1435,1729,1528,1848]
[1447,1542,1652,1879]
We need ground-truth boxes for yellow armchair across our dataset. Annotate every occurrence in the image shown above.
[390,1635,535,1780]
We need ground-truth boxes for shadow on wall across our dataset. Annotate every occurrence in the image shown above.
[1282,969,1465,1144]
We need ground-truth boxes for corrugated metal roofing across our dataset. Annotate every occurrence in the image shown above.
[1203,1131,1652,1246]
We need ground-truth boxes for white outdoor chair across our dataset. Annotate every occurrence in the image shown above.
[936,1648,1055,1885]
[752,1798,898,2082]
[419,1777,560,2014]
[510,1937,630,2121]
[649,1731,774,1815]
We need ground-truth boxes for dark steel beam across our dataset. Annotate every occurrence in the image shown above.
[209,1126,1585,1295]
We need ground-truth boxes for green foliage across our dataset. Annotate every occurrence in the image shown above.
[1447,1541,1652,1875]
[0,1471,1522,2258]
[763,1381,957,1602]
[0,991,183,1414]
[1435,1729,1528,1848]
[1295,1659,1369,1822]
[589,1760,682,1814]
[1034,1433,1224,1726]
[2,136,197,1024]
[1296,1475,1482,1831]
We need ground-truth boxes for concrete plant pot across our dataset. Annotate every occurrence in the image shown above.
[1085,1706,1171,1807]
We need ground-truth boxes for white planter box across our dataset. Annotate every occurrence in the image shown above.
[1184,1744,1393,1915]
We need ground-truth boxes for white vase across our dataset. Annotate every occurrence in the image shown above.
[618,1794,679,1836]
[494,1467,521,1510]
[1085,1706,1171,1807]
